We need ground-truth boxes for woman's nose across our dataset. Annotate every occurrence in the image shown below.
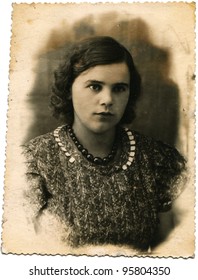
[100,88,113,107]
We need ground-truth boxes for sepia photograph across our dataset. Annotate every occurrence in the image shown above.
[2,2,195,257]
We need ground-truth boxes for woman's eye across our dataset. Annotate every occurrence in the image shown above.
[89,84,102,92]
[113,85,128,93]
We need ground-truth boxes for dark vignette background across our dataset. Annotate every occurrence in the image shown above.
[24,13,180,147]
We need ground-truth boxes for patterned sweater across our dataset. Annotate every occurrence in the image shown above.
[22,125,186,250]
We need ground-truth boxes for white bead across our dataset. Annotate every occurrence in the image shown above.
[128,156,133,162]
[69,157,75,163]
[127,161,131,166]
[130,146,135,151]
[130,140,135,145]
[65,152,71,157]
[122,165,127,170]
[129,152,135,157]
[129,135,134,140]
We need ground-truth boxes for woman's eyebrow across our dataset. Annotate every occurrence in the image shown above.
[85,80,129,87]
[85,80,105,85]
[114,82,129,87]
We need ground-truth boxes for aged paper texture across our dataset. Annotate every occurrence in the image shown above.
[2,2,195,257]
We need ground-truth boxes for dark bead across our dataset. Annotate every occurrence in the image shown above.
[107,154,113,160]
[102,157,109,164]
[93,157,103,165]
[86,154,94,161]
[74,140,79,145]
[81,149,88,155]
[77,144,83,150]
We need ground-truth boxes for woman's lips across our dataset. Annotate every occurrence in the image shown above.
[94,112,114,121]
[95,112,113,116]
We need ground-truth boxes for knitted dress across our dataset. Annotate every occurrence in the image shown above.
[23,125,186,251]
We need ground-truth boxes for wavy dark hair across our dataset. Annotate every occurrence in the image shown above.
[51,36,141,125]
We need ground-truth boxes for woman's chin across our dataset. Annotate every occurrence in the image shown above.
[86,121,118,135]
[88,126,115,135]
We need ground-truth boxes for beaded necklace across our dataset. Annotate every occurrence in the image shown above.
[67,125,119,165]
[53,125,136,170]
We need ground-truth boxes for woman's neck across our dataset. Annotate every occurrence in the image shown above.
[72,123,116,158]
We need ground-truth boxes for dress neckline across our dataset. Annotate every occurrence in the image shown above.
[53,124,136,175]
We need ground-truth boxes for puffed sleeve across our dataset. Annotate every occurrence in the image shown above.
[152,140,187,212]
[22,140,49,225]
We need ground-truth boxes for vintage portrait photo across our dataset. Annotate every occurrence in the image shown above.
[1,2,195,257]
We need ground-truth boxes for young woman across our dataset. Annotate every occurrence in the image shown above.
[23,36,186,255]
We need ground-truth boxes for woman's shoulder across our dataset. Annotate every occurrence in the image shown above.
[131,129,182,154]
[131,129,170,148]
[22,130,56,156]
[128,128,186,170]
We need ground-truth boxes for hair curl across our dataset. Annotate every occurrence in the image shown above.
[51,36,141,125]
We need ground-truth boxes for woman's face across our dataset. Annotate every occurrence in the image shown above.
[71,62,130,134]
